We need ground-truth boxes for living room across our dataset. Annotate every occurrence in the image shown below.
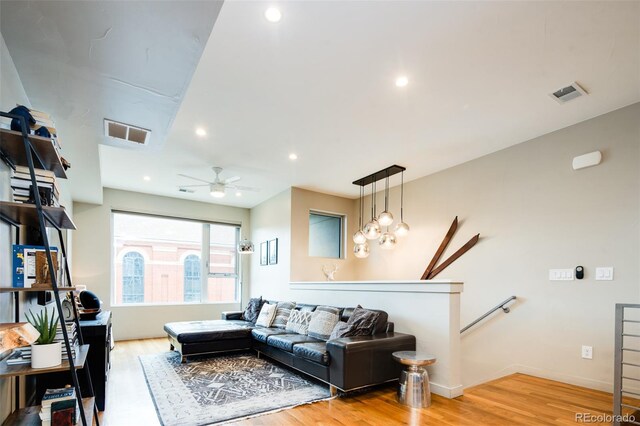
[0,1,639,425]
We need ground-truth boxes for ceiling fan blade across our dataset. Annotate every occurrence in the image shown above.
[178,184,209,188]
[231,185,260,192]
[224,176,241,184]
[178,173,212,184]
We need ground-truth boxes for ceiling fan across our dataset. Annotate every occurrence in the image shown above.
[178,167,259,198]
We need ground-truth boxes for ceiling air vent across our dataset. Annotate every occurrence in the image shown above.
[549,82,588,104]
[104,119,151,145]
[178,188,195,194]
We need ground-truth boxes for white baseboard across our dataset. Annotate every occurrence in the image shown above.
[430,381,464,398]
[463,363,613,393]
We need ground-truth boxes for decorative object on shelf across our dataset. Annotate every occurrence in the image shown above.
[26,307,61,369]
[260,242,268,266]
[237,237,254,254]
[0,322,40,352]
[420,216,480,280]
[322,264,339,281]
[352,165,409,256]
[78,290,102,320]
[268,238,278,265]
[61,298,75,322]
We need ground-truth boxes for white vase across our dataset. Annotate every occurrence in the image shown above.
[31,342,62,369]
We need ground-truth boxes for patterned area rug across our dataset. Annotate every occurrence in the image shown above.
[139,352,332,426]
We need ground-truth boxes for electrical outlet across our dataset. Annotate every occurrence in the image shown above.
[582,345,593,360]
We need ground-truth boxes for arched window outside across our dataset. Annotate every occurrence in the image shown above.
[184,254,201,302]
[122,252,144,303]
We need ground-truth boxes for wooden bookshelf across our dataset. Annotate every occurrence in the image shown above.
[0,128,67,178]
[2,397,95,426]
[0,286,77,293]
[0,344,89,379]
[0,201,76,230]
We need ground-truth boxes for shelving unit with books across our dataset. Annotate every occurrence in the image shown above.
[0,110,99,426]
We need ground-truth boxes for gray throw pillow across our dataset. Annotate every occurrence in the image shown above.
[285,309,313,335]
[329,306,381,339]
[329,321,350,340]
[241,297,264,323]
[308,306,341,340]
[272,301,296,329]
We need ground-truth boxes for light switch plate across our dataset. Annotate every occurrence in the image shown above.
[582,345,593,359]
[595,267,614,281]
[549,269,574,281]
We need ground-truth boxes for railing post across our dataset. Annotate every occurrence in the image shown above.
[614,304,624,425]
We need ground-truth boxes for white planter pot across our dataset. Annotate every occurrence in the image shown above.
[31,342,62,369]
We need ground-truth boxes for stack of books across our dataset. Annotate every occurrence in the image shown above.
[28,107,63,152]
[39,387,79,426]
[11,165,60,206]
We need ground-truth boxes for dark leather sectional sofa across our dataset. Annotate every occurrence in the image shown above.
[164,302,416,394]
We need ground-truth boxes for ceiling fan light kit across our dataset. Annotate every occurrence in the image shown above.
[178,166,260,198]
[352,165,409,256]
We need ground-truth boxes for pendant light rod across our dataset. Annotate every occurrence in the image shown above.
[359,185,363,229]
[400,170,404,221]
[384,174,389,211]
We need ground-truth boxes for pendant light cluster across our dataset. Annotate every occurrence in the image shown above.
[352,165,410,258]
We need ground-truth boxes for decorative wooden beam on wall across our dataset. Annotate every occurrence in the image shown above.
[421,216,480,280]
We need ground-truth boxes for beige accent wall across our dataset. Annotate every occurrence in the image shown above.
[290,187,358,282]
[353,102,640,391]
[72,188,250,341]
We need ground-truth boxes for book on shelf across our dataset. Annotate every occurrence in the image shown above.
[40,387,78,426]
[12,245,59,288]
[5,348,31,365]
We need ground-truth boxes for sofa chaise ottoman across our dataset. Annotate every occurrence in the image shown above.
[164,302,416,395]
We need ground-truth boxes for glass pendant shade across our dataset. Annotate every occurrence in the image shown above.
[353,230,367,244]
[363,219,381,240]
[395,221,410,237]
[379,231,397,250]
[237,238,254,254]
[378,210,394,227]
[353,242,370,258]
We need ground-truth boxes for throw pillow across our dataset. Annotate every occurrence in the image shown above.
[328,306,381,339]
[329,321,350,340]
[308,306,341,340]
[285,309,313,335]
[255,303,277,327]
[346,305,381,334]
[272,301,297,329]
[241,297,264,323]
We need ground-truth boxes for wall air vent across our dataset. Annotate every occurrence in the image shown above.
[104,119,151,145]
[549,82,588,104]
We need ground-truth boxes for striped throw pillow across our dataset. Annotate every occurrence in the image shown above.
[272,301,296,329]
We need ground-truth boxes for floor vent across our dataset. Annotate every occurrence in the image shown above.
[104,119,151,145]
[549,82,587,104]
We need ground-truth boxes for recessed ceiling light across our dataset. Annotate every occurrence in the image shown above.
[265,7,282,23]
[195,128,207,137]
[289,153,298,160]
[395,76,409,88]
[143,176,151,181]
[236,191,242,197]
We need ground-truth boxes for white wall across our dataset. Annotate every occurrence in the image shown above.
[249,189,292,300]
[72,188,250,341]
[353,102,640,391]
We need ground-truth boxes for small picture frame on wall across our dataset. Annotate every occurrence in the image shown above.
[260,242,268,266]
[268,238,278,265]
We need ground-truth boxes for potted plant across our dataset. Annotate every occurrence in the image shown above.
[26,308,61,368]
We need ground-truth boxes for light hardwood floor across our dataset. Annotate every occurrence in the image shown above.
[100,338,626,425]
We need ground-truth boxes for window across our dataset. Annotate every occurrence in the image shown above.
[112,212,240,305]
[183,255,201,302]
[122,252,144,303]
[308,212,344,259]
